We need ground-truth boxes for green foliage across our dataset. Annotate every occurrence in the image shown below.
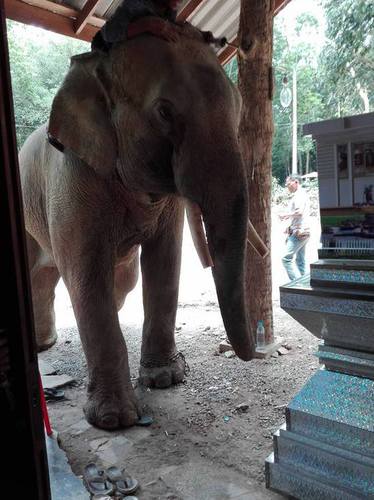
[7,21,88,147]
[320,0,373,116]
[225,2,373,183]
[271,176,289,205]
[224,57,238,84]
[225,10,326,182]
[272,11,326,181]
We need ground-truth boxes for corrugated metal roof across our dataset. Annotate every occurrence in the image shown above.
[187,0,240,42]
[62,0,240,42]
[5,0,291,62]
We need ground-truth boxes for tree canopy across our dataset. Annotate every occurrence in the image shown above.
[7,21,88,146]
[320,0,373,116]
[226,0,373,182]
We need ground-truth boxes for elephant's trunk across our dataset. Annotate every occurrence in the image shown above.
[177,138,256,361]
[201,187,255,361]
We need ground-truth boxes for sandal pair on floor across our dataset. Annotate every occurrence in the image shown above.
[83,463,138,498]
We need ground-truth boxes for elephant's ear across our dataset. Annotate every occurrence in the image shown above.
[48,52,117,176]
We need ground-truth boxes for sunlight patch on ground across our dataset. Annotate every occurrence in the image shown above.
[54,214,321,330]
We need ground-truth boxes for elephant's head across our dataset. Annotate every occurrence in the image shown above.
[48,24,255,360]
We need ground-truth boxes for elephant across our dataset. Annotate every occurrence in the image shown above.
[19,22,256,430]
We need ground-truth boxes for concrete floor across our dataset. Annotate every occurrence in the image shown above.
[46,429,284,500]
[46,432,88,499]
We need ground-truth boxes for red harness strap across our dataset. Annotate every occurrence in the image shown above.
[39,373,53,436]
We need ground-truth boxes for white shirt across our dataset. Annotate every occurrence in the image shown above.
[288,187,310,232]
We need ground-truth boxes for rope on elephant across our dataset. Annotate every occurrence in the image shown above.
[141,351,190,375]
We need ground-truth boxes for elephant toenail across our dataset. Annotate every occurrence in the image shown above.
[172,370,185,384]
[101,413,119,429]
[155,372,172,388]
[139,375,154,387]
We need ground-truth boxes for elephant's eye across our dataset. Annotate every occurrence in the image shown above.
[157,102,174,123]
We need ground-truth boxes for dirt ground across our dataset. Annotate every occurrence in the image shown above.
[39,211,321,499]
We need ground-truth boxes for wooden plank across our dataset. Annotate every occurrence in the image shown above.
[20,0,79,19]
[74,0,101,34]
[5,0,101,41]
[177,0,204,22]
[12,0,104,26]
[218,37,238,66]
[274,0,292,15]
[0,1,51,496]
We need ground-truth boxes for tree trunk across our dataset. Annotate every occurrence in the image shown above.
[238,0,274,344]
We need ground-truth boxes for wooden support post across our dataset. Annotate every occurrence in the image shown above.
[238,0,275,347]
[0,1,51,495]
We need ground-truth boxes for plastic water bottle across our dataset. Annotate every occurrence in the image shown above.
[256,320,266,349]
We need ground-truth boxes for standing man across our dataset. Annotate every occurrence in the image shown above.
[279,175,311,281]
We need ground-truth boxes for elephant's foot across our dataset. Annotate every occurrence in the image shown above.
[84,385,139,430]
[139,352,188,388]
[36,326,57,352]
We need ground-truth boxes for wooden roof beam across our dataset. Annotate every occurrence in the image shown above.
[6,0,104,27]
[274,0,292,16]
[4,0,103,41]
[74,0,101,34]
[218,36,238,66]
[177,0,204,22]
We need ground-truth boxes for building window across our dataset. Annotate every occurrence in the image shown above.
[337,144,348,179]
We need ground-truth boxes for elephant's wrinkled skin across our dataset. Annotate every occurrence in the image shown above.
[19,24,254,430]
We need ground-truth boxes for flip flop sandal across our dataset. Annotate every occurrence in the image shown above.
[44,387,65,401]
[136,415,153,426]
[83,463,114,496]
[105,466,139,495]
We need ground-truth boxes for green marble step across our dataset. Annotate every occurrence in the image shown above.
[266,453,364,500]
[281,273,374,301]
[286,370,374,459]
[266,370,374,499]
[317,345,374,380]
[310,259,374,290]
[280,274,374,352]
[273,428,374,496]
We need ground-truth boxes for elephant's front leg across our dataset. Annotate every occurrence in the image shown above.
[59,247,138,429]
[139,201,186,388]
